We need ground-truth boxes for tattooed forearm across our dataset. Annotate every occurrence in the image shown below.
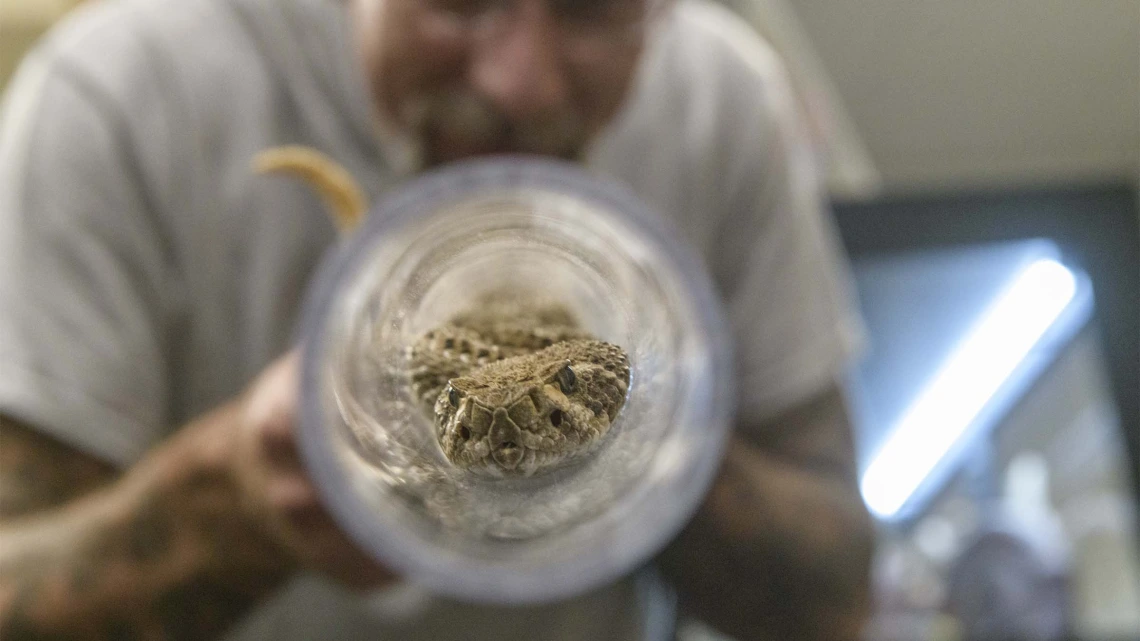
[0,417,117,517]
[0,412,295,640]
[657,385,874,641]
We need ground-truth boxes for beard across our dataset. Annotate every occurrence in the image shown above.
[397,88,589,170]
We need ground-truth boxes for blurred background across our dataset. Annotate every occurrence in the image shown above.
[713,2,1140,640]
[3,0,1138,639]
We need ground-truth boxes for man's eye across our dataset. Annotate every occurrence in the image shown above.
[426,0,497,18]
[553,0,644,24]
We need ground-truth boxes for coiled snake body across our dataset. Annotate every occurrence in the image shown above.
[255,147,632,477]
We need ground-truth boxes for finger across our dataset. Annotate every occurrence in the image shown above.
[265,472,321,515]
[245,350,305,468]
[326,547,397,590]
[244,350,301,437]
[261,423,304,468]
[294,517,397,589]
[264,495,399,590]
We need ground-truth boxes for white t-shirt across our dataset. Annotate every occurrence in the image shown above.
[0,0,863,638]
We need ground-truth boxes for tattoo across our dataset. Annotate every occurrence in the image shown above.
[1,581,55,641]
[741,383,861,483]
[0,416,117,518]
[126,502,174,563]
[102,619,143,641]
[68,538,112,595]
[0,414,294,640]
[154,577,260,641]
[658,384,874,641]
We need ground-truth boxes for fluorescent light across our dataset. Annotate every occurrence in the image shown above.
[860,259,1077,519]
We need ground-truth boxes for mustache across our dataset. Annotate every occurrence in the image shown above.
[401,89,587,161]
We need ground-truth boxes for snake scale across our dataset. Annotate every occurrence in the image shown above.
[254,147,632,477]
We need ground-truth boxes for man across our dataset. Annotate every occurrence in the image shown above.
[0,0,874,638]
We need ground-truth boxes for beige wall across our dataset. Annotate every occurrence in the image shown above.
[787,0,1140,193]
[0,0,87,87]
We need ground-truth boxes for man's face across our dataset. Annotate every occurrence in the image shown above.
[354,0,653,169]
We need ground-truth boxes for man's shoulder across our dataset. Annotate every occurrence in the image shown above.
[671,1,787,77]
[593,1,796,207]
[20,0,275,109]
[610,0,796,160]
[661,0,791,109]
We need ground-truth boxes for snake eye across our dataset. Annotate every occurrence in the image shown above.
[448,386,460,408]
[549,409,563,427]
[555,364,576,394]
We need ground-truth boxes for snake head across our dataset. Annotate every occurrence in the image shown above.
[434,340,631,477]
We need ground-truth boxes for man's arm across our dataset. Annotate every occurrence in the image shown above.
[0,354,393,640]
[0,417,117,519]
[658,382,875,641]
[0,409,295,640]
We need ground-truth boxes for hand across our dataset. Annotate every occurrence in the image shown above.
[233,350,397,590]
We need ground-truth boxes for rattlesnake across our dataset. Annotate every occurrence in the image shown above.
[254,147,632,477]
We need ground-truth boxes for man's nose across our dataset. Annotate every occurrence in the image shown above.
[469,0,570,120]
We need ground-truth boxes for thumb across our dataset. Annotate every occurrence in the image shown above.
[244,349,302,442]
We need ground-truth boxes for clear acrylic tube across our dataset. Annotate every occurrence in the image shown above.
[296,158,734,604]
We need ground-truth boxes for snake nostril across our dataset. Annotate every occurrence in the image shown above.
[459,425,471,440]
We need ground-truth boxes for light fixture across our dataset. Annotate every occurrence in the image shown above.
[860,258,1078,519]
